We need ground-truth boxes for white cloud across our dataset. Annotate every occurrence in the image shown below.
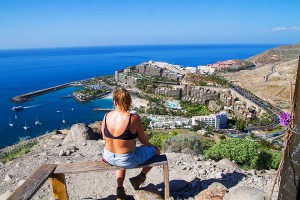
[291,26,300,31]
[262,26,300,32]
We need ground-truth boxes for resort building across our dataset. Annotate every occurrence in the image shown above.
[192,112,227,129]
[182,85,219,104]
[115,69,141,87]
[136,61,185,81]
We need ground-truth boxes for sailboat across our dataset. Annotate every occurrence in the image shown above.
[14,112,18,120]
[62,113,66,124]
[71,108,74,111]
[23,120,30,130]
[56,107,62,113]
[35,116,42,125]
[9,117,14,127]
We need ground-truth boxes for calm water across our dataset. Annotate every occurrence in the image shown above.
[0,44,277,148]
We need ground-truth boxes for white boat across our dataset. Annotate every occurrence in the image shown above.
[9,117,14,127]
[35,116,42,125]
[71,108,74,111]
[23,121,30,130]
[62,113,66,124]
[11,106,23,111]
[14,112,18,120]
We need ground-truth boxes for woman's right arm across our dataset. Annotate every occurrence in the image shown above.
[101,115,106,141]
[135,115,153,146]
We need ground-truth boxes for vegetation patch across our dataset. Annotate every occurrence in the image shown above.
[163,133,202,155]
[184,74,231,87]
[180,100,211,117]
[205,138,281,170]
[0,140,37,163]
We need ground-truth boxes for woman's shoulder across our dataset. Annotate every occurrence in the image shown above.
[131,113,141,120]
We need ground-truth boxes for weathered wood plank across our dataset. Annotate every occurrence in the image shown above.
[54,155,168,174]
[163,164,170,199]
[278,55,300,199]
[49,173,68,200]
[7,164,57,200]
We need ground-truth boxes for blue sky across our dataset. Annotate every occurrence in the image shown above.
[0,0,300,49]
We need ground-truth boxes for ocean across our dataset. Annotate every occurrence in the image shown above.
[0,44,277,148]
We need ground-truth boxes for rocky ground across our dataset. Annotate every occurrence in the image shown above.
[0,123,278,200]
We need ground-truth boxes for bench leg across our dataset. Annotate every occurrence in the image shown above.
[49,173,68,200]
[163,164,170,199]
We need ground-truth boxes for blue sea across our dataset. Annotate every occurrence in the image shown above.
[0,44,277,148]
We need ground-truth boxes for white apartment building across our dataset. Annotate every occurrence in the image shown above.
[192,112,227,129]
[197,65,216,75]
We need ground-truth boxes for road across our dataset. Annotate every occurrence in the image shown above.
[264,63,278,82]
[230,85,281,131]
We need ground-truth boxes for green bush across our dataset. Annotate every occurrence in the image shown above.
[201,139,215,152]
[253,150,281,170]
[219,135,226,140]
[205,138,281,169]
[205,139,260,167]
[149,133,170,149]
[163,134,202,155]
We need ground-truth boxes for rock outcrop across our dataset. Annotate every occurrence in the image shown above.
[63,123,101,144]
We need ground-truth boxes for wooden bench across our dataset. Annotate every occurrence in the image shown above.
[7,155,170,200]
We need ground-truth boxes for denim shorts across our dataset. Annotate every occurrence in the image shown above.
[103,146,155,169]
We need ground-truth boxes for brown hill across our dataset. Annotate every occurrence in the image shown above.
[248,43,300,66]
[220,44,300,111]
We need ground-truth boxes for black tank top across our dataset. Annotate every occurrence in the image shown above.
[104,113,138,140]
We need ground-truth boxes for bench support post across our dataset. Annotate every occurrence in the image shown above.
[163,164,170,199]
[49,173,68,200]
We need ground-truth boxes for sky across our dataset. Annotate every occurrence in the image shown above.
[0,0,300,49]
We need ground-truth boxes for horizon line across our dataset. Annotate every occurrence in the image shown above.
[0,43,286,51]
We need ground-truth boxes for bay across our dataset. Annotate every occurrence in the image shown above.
[0,44,277,148]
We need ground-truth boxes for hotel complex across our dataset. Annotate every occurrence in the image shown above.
[192,112,228,129]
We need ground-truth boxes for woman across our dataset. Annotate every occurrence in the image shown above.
[101,88,160,200]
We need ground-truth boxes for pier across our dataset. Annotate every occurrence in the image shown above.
[11,83,73,103]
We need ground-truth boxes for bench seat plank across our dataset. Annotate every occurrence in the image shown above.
[54,154,168,174]
[7,164,57,200]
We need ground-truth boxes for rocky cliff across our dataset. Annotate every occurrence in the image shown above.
[0,123,278,200]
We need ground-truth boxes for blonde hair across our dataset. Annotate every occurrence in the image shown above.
[113,88,132,111]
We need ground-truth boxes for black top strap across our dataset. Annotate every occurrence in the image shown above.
[126,114,132,130]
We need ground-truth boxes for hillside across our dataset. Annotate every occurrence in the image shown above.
[220,44,300,111]
[0,123,278,200]
[248,43,300,66]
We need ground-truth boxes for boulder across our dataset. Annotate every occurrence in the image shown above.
[88,121,102,136]
[224,186,268,200]
[63,123,101,144]
[217,159,239,171]
[133,190,163,200]
[195,182,227,200]
[133,184,163,200]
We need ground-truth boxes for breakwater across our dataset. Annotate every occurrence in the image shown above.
[11,83,73,103]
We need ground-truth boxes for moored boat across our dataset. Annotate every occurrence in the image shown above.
[11,106,23,111]
[23,121,30,130]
